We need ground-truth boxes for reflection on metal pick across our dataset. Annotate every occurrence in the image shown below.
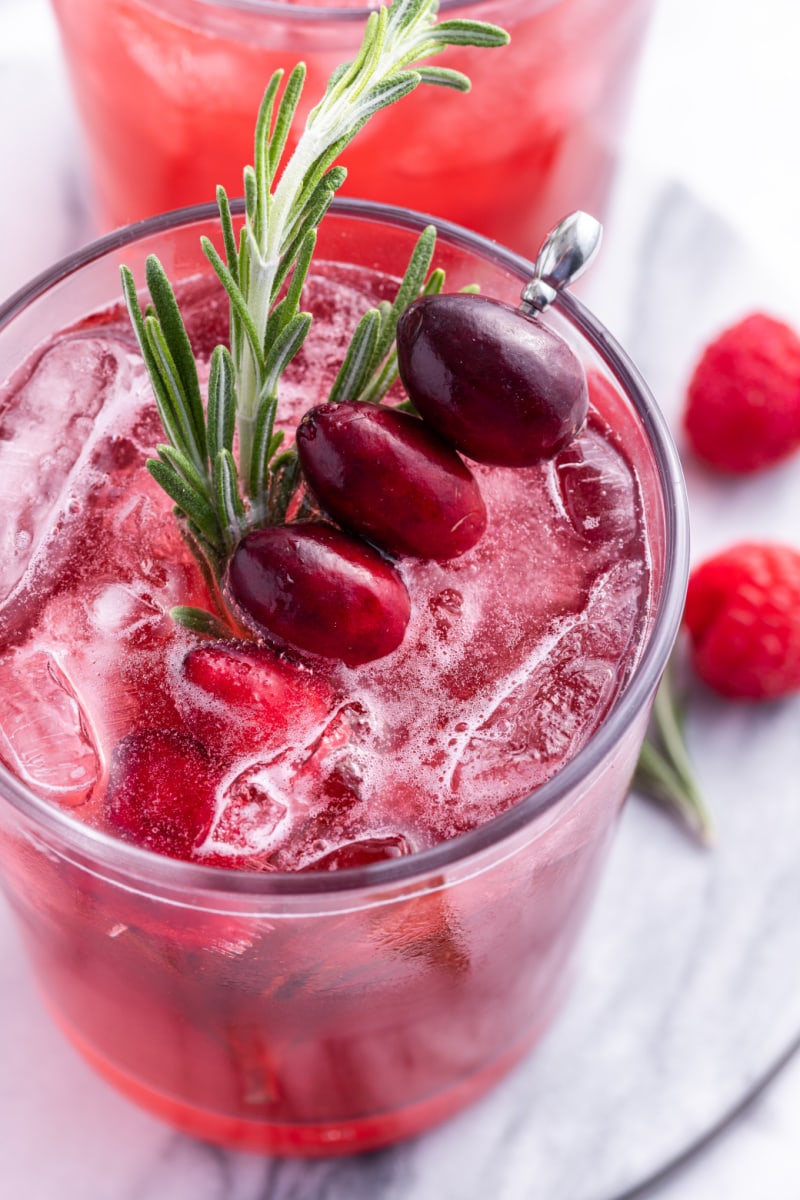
[520,211,603,314]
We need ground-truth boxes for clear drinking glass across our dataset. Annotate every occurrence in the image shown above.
[0,199,688,1155]
[49,0,655,255]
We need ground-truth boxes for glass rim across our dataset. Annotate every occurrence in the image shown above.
[137,0,543,20]
[0,196,690,899]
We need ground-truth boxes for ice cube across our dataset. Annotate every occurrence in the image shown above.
[199,761,290,864]
[553,422,640,545]
[0,332,143,625]
[87,581,165,641]
[448,562,646,810]
[0,648,101,808]
[201,700,379,869]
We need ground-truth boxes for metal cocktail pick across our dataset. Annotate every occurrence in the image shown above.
[520,211,603,314]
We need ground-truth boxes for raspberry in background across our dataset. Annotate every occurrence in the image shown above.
[684,313,800,473]
[683,542,800,700]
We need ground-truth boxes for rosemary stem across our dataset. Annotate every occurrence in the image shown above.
[127,0,510,581]
[265,135,324,272]
[238,413,258,495]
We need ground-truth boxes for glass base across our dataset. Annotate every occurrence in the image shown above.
[56,1011,549,1155]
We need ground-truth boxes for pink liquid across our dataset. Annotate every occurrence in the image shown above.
[0,266,649,864]
[50,0,655,253]
[0,244,659,1151]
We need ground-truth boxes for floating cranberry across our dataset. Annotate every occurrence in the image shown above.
[396,293,588,466]
[296,401,486,559]
[179,642,333,755]
[104,729,216,860]
[301,834,412,872]
[227,522,410,667]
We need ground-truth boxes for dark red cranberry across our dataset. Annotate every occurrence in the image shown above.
[396,293,588,466]
[104,729,216,860]
[227,522,410,667]
[179,642,332,755]
[301,834,412,872]
[296,401,486,559]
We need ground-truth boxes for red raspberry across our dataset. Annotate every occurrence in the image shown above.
[684,313,800,473]
[683,542,800,699]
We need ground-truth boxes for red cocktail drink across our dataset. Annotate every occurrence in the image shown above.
[0,200,688,1153]
[50,0,655,253]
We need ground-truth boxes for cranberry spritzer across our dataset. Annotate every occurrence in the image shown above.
[0,2,688,1156]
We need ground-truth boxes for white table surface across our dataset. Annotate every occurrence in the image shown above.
[3,1,800,1196]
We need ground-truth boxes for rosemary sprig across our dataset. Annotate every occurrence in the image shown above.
[121,0,509,594]
[328,226,445,406]
[634,651,713,846]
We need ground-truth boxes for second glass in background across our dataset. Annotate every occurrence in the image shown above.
[50,0,655,255]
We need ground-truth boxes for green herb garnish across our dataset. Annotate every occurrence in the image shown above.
[634,652,713,845]
[120,0,509,624]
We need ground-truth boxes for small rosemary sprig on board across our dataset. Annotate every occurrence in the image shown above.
[634,652,713,845]
[120,0,509,603]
